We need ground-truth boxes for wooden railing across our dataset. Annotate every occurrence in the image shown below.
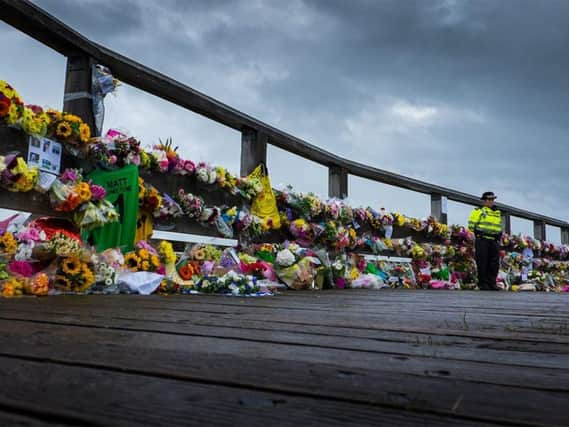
[1,0,568,243]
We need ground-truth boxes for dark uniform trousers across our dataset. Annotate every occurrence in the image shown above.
[475,238,499,290]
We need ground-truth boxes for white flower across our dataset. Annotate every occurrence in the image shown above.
[208,170,217,184]
[196,168,209,183]
[276,249,295,267]
[333,260,344,270]
[105,278,113,286]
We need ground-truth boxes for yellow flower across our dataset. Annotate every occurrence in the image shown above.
[158,241,176,265]
[1,278,24,297]
[54,275,72,291]
[78,264,95,290]
[124,253,141,271]
[6,104,20,125]
[75,182,92,203]
[79,123,91,142]
[61,257,81,275]
[0,232,18,254]
[56,121,73,138]
[47,108,62,121]
[141,260,150,271]
[138,248,150,260]
[63,113,82,123]
[151,255,161,268]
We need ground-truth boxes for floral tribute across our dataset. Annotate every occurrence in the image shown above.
[1,79,568,298]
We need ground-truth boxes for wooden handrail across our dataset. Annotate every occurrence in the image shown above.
[1,0,568,231]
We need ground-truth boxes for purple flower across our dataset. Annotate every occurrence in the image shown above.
[60,169,78,184]
[90,184,106,201]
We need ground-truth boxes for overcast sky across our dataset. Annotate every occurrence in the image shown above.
[1,0,568,242]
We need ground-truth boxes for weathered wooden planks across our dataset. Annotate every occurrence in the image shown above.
[0,291,568,426]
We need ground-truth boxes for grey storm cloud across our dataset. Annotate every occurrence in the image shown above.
[1,0,568,239]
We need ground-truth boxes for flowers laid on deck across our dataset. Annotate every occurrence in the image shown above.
[0,79,568,298]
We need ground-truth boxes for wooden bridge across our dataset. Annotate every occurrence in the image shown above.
[1,1,569,426]
[1,0,568,242]
[0,290,568,426]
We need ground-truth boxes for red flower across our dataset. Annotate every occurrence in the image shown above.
[0,96,11,117]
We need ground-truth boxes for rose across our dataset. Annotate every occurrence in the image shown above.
[276,249,295,267]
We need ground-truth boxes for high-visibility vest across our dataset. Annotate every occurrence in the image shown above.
[468,206,502,238]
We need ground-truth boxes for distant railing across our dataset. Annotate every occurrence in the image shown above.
[1,0,568,243]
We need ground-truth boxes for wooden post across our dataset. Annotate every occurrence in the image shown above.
[561,228,569,245]
[63,55,97,136]
[328,165,348,199]
[240,128,267,177]
[533,220,546,241]
[430,194,447,224]
[502,213,511,235]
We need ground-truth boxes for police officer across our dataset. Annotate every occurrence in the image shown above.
[468,192,502,290]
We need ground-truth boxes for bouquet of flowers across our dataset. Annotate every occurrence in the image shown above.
[235,174,263,200]
[0,154,38,192]
[217,271,261,295]
[174,189,204,219]
[89,132,141,169]
[21,105,51,137]
[46,110,91,146]
[195,162,217,185]
[0,231,18,257]
[124,242,164,273]
[44,231,82,258]
[0,80,24,126]
[138,178,162,214]
[73,199,119,230]
[53,256,95,293]
[289,218,315,246]
[153,193,183,223]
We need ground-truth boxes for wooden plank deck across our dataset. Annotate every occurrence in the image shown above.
[0,290,568,426]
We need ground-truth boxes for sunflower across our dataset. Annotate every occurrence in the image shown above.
[138,248,150,260]
[54,275,72,291]
[63,113,82,123]
[124,253,141,271]
[77,265,95,290]
[61,257,81,275]
[56,121,73,138]
[75,182,92,203]
[140,260,150,271]
[79,123,91,143]
[193,248,206,261]
[150,255,161,268]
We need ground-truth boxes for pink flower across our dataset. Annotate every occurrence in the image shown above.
[135,240,158,255]
[109,155,117,164]
[90,184,106,201]
[8,261,33,278]
[60,169,78,184]
[183,160,195,174]
[157,265,166,275]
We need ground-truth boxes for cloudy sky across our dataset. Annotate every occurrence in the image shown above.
[1,0,568,241]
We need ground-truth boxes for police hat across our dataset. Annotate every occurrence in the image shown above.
[480,191,496,200]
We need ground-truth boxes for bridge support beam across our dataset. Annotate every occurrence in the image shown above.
[63,55,98,136]
[328,166,348,199]
[533,220,546,241]
[561,228,569,245]
[240,128,267,177]
[430,194,448,224]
